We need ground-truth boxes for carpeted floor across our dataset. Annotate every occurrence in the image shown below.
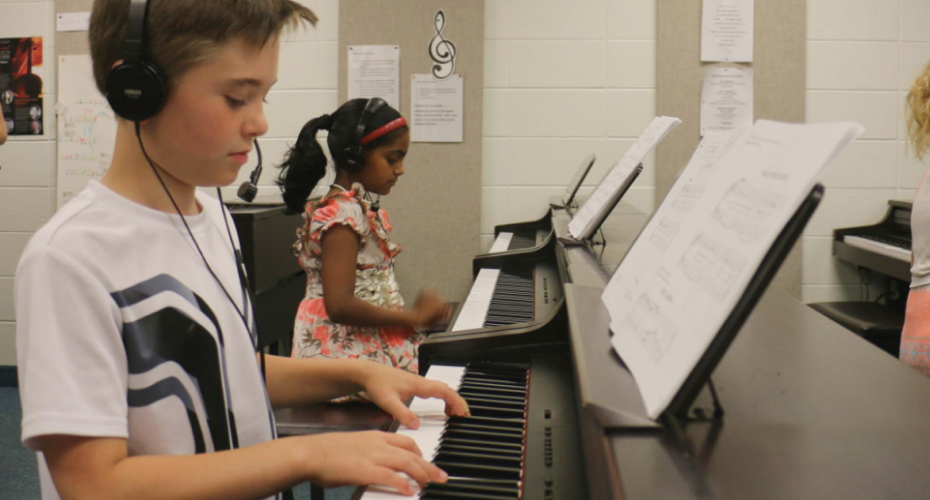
[0,385,354,500]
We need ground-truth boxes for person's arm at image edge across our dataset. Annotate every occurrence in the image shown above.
[0,106,8,145]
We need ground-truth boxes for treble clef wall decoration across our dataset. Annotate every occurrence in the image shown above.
[428,10,456,79]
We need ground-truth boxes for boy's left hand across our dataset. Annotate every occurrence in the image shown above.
[359,363,470,429]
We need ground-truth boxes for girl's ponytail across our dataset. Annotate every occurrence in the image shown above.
[277,114,333,214]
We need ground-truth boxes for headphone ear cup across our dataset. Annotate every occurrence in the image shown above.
[343,145,363,172]
[105,60,168,121]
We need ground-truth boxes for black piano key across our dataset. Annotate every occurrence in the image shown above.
[424,479,520,497]
[507,231,537,250]
[459,382,526,395]
[457,392,526,405]
[448,416,525,428]
[439,436,523,452]
[433,460,521,480]
[462,373,526,388]
[420,490,517,500]
[446,421,524,436]
[434,450,522,468]
[437,443,523,458]
[443,427,524,443]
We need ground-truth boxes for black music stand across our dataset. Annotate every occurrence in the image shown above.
[552,153,597,209]
[559,163,643,248]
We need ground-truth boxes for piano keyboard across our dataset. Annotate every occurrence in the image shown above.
[844,234,911,262]
[489,231,541,254]
[451,267,535,332]
[360,363,530,500]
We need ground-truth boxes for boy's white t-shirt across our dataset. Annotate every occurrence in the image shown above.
[16,181,277,500]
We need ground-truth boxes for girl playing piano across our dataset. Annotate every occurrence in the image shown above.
[902,62,930,377]
[277,98,451,380]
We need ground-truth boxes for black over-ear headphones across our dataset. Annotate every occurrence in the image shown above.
[343,97,387,172]
[105,0,168,122]
[107,0,267,382]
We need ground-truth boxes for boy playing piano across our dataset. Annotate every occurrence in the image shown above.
[15,1,467,499]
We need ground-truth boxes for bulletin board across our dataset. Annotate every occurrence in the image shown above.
[656,0,806,297]
[339,1,484,303]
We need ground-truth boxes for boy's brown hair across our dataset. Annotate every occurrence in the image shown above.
[89,0,317,96]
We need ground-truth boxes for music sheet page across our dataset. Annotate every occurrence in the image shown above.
[602,120,864,419]
[568,116,681,240]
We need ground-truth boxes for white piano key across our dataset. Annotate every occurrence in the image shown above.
[844,235,911,262]
[489,232,514,253]
[358,365,466,500]
[451,269,501,331]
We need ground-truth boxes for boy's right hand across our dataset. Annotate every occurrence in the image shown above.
[411,289,452,327]
[301,430,447,495]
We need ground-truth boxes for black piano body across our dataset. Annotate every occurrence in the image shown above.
[419,200,930,500]
[834,199,912,282]
[228,203,304,354]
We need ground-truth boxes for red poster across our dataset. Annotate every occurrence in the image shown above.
[0,37,45,136]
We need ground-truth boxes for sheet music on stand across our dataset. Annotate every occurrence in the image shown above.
[601,120,864,420]
[568,116,681,240]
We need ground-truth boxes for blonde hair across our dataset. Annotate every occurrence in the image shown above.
[89,0,317,96]
[907,61,930,160]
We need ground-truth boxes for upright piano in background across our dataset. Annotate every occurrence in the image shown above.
[228,204,304,355]
[824,199,912,355]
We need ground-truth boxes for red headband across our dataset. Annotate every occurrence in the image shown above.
[359,117,408,146]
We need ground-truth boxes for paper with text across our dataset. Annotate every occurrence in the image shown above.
[568,116,681,240]
[602,120,864,419]
[348,45,400,110]
[701,67,753,136]
[701,0,754,62]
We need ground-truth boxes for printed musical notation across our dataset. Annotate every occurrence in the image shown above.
[428,10,456,80]
[712,180,785,244]
[624,292,679,363]
[679,232,747,303]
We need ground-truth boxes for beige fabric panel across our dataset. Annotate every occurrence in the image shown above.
[656,0,806,298]
[56,0,92,56]
[339,0,484,303]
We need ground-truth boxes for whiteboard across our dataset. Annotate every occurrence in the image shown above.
[56,54,116,207]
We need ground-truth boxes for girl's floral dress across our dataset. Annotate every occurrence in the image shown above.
[290,183,422,376]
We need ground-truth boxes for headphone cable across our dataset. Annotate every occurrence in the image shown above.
[134,122,266,381]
